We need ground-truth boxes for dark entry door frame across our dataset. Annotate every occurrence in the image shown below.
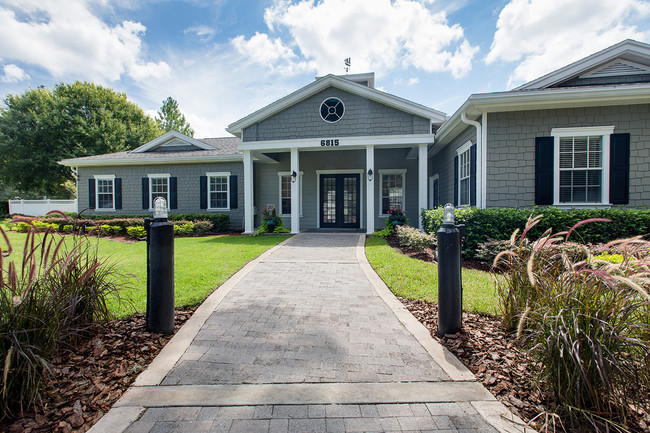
[318,171,362,229]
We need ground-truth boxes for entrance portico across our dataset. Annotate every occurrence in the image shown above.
[226,72,445,234]
[237,136,433,234]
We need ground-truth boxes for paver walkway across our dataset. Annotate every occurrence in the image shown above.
[91,233,527,433]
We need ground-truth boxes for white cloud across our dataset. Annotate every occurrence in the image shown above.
[486,0,650,87]
[231,32,313,74]
[1,64,30,83]
[236,0,478,78]
[0,0,169,83]
[185,25,216,42]
[408,77,419,86]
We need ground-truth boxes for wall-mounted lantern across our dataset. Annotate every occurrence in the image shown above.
[367,168,374,182]
[291,170,297,183]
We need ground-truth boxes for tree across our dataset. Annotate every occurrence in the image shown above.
[0,82,163,198]
[155,97,195,137]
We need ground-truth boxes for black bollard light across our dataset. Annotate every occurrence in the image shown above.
[146,197,175,334]
[437,203,462,336]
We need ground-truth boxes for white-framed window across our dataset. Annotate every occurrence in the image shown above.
[148,174,170,209]
[552,126,614,205]
[207,172,230,210]
[94,175,115,210]
[379,169,406,215]
[278,171,303,216]
[457,141,472,206]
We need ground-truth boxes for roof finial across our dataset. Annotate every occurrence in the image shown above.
[344,57,351,74]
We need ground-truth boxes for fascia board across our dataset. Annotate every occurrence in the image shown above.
[132,131,214,153]
[435,84,650,145]
[59,154,243,167]
[226,75,446,135]
[514,40,650,90]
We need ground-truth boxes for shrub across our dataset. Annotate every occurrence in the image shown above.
[422,207,650,260]
[475,239,511,264]
[173,221,194,235]
[494,216,650,431]
[126,226,146,239]
[193,220,212,234]
[0,201,8,218]
[0,226,122,417]
[372,228,392,238]
[169,213,228,233]
[395,225,436,254]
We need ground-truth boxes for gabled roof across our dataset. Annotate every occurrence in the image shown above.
[59,136,242,167]
[515,39,650,90]
[131,130,215,152]
[435,39,650,145]
[226,74,446,137]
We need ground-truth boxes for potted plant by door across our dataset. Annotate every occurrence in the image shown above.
[388,208,407,226]
[262,207,278,233]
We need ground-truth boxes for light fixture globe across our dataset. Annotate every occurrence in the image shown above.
[153,196,168,219]
[443,203,455,225]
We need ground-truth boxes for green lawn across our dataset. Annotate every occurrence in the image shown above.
[1,230,289,318]
[365,236,498,316]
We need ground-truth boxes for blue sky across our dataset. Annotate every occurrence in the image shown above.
[1,0,649,137]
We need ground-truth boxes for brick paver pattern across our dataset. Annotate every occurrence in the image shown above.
[162,234,448,385]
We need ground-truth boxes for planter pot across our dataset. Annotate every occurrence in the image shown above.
[390,220,404,226]
[266,220,277,233]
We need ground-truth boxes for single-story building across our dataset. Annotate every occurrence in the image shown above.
[60,39,650,233]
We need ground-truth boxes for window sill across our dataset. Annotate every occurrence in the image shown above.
[207,208,230,212]
[94,208,116,212]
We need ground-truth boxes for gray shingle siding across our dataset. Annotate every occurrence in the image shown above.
[78,162,245,230]
[486,103,650,208]
[551,74,650,88]
[242,86,430,142]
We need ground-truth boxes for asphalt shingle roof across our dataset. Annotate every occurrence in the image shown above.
[61,136,242,163]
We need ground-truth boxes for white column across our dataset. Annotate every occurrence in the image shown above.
[290,148,300,234]
[418,143,428,231]
[366,145,375,234]
[243,150,254,234]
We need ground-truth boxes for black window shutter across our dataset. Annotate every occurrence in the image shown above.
[142,177,149,209]
[453,155,459,206]
[114,178,122,210]
[535,137,554,205]
[470,144,477,207]
[88,179,96,209]
[609,133,630,205]
[200,176,207,209]
[170,177,178,209]
[230,175,238,209]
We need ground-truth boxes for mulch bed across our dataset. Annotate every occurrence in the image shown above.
[1,307,197,433]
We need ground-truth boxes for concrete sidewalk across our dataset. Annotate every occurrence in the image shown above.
[91,233,528,433]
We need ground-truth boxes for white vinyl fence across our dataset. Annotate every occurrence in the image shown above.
[8,199,78,216]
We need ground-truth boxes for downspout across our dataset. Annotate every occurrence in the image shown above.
[460,113,482,208]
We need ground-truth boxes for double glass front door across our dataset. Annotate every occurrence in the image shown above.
[320,174,360,229]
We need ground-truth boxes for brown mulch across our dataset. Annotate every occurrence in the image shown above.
[1,307,198,433]
[399,298,551,427]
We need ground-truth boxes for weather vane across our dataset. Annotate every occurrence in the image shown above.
[344,57,351,74]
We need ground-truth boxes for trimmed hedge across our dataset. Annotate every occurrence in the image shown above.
[421,207,650,259]
[39,212,231,233]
